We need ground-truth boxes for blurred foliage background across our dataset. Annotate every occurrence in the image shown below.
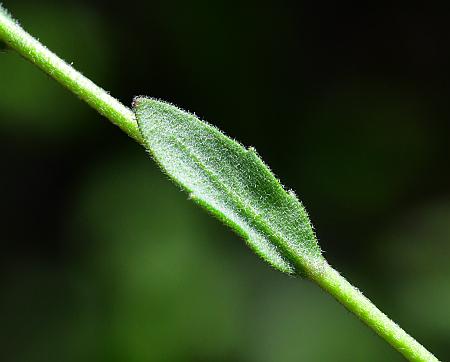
[1,1,449,361]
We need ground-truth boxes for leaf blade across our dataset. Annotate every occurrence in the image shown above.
[134,97,322,274]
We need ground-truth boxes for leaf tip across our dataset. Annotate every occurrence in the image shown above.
[131,95,147,110]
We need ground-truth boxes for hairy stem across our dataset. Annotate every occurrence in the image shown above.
[0,6,440,362]
[0,6,142,143]
[307,259,438,362]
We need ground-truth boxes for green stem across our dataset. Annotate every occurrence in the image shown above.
[0,6,142,143]
[307,259,439,362]
[0,6,440,362]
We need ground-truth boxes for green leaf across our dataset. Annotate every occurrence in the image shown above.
[133,97,323,275]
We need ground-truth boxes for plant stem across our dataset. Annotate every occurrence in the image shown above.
[0,6,440,362]
[0,7,142,143]
[307,259,438,362]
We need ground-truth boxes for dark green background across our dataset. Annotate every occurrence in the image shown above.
[1,1,449,361]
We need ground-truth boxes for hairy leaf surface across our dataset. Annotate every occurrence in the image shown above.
[134,97,322,274]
